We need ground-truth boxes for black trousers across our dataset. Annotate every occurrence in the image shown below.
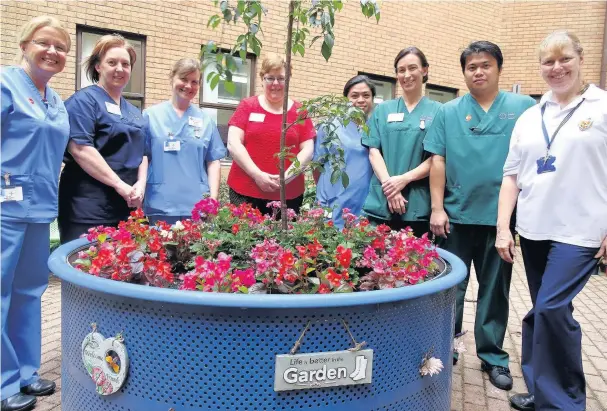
[228,188,303,216]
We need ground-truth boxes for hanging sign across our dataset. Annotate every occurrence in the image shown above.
[274,349,373,391]
[81,324,129,395]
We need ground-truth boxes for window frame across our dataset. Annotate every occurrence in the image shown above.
[358,71,396,101]
[424,83,459,103]
[75,25,147,108]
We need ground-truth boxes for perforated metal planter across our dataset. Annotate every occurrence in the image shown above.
[49,239,466,411]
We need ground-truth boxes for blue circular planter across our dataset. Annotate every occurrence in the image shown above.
[49,238,466,411]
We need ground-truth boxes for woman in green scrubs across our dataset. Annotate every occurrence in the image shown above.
[362,47,441,235]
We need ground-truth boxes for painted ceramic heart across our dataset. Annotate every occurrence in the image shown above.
[81,331,129,395]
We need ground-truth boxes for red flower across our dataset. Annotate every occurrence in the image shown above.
[318,284,330,294]
[335,245,352,268]
[232,224,240,235]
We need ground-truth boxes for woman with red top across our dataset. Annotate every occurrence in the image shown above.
[226,54,315,215]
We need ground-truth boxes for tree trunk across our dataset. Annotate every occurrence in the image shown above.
[279,0,296,230]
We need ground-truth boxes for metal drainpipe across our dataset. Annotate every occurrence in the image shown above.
[601,4,607,89]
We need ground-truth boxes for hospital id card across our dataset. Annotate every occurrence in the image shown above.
[164,140,181,152]
[0,187,23,202]
[387,113,404,122]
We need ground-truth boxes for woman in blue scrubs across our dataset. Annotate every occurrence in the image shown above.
[58,34,147,243]
[144,58,226,224]
[1,16,70,411]
[314,75,374,228]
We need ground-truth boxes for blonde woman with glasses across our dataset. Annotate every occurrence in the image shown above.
[1,16,70,411]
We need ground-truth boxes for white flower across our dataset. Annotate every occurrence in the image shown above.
[419,357,444,377]
[172,220,185,231]
[453,338,467,355]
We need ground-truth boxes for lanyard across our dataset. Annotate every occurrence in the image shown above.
[540,98,585,156]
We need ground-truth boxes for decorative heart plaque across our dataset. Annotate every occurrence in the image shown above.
[81,324,129,395]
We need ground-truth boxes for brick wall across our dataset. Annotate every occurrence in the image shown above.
[1,0,605,107]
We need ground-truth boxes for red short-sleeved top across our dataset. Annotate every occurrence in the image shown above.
[227,96,316,200]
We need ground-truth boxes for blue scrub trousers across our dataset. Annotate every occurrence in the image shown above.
[520,237,600,411]
[1,222,50,400]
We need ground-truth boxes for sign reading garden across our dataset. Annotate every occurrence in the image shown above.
[274,349,373,391]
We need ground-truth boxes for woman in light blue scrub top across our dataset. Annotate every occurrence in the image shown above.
[1,17,70,411]
[314,75,374,228]
[144,58,226,225]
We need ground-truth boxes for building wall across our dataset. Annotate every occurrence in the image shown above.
[1,0,605,107]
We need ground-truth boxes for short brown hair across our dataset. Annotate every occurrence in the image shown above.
[16,16,71,63]
[170,58,201,81]
[84,34,137,83]
[259,53,292,79]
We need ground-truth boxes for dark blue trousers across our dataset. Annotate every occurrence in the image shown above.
[519,237,600,411]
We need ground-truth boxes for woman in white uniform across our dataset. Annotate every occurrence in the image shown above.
[496,31,607,411]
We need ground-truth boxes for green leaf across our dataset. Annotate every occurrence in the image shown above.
[249,23,259,34]
[238,286,249,294]
[210,74,220,90]
[98,233,107,243]
[330,168,340,184]
[324,33,334,49]
[321,40,332,61]
[223,81,236,95]
[341,172,349,188]
[207,15,221,29]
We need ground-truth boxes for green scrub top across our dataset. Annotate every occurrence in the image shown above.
[362,96,442,222]
[423,91,536,225]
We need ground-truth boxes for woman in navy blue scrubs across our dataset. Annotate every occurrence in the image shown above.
[1,16,70,411]
[144,58,226,224]
[58,34,147,243]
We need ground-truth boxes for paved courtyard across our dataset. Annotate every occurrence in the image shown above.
[36,248,607,411]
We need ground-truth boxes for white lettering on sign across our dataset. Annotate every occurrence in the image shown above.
[274,349,373,391]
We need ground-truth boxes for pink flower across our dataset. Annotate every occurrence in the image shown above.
[102,379,113,394]
[91,367,106,386]
[266,201,282,209]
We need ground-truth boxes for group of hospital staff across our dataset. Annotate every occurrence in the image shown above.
[1,14,606,411]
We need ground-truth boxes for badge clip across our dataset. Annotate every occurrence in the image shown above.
[3,173,10,187]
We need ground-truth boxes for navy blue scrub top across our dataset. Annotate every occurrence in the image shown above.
[1,66,70,223]
[59,85,146,224]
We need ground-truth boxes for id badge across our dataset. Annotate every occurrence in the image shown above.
[164,140,181,152]
[249,113,265,122]
[105,101,122,116]
[387,113,404,123]
[188,116,203,127]
[536,155,556,174]
[0,187,24,202]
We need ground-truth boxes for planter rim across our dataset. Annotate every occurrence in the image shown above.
[48,238,467,308]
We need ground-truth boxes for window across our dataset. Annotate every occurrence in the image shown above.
[200,49,256,160]
[76,26,146,109]
[425,84,458,104]
[359,72,396,104]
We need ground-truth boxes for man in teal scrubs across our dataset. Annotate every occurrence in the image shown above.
[424,41,535,391]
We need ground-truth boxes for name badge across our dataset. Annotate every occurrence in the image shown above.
[164,140,181,152]
[387,113,404,123]
[105,102,122,116]
[188,116,203,127]
[0,187,24,202]
[249,113,265,122]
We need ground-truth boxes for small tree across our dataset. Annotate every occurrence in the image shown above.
[203,0,380,229]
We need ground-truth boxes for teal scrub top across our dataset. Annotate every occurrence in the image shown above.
[143,101,226,217]
[423,91,536,225]
[361,96,442,222]
[314,121,372,228]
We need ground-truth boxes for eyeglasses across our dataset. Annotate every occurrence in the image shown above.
[30,39,68,54]
[263,76,286,85]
